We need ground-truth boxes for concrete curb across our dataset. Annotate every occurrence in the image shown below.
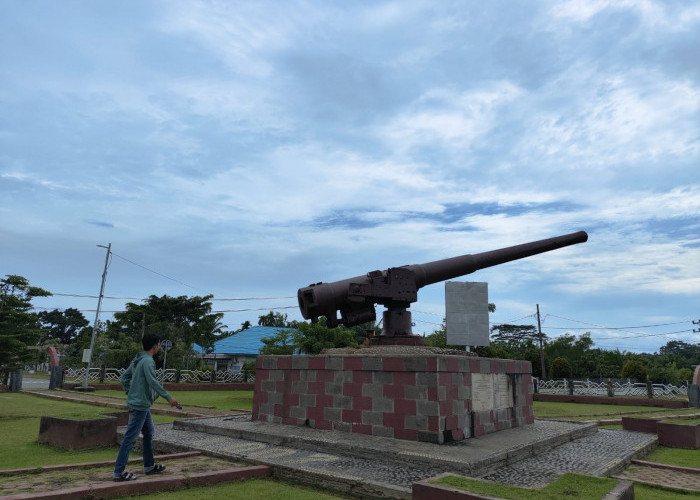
[0,465,270,500]
[631,459,700,475]
[0,452,201,476]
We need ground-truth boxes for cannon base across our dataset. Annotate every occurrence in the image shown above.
[368,335,425,346]
[252,348,534,444]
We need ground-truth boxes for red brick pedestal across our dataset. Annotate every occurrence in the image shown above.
[252,352,533,444]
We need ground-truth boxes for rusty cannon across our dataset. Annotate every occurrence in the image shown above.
[298,230,588,345]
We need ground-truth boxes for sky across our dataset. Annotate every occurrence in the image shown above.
[1,0,699,355]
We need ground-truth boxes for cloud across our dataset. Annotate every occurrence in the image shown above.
[85,220,115,229]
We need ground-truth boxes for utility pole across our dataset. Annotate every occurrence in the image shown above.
[82,243,111,389]
[537,304,546,379]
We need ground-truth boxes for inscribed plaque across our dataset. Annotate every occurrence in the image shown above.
[471,373,494,412]
[493,374,513,409]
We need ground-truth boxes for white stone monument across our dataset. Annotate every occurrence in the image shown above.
[445,281,490,347]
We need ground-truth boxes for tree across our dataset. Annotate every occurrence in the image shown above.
[424,319,465,349]
[258,311,290,327]
[545,333,596,378]
[490,324,541,349]
[259,329,297,355]
[551,357,573,378]
[102,295,226,369]
[293,318,357,354]
[0,275,51,382]
[38,308,89,344]
[621,360,647,381]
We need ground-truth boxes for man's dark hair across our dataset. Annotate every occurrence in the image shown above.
[142,333,161,351]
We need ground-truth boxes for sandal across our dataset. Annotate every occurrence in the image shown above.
[114,472,137,482]
[145,464,166,475]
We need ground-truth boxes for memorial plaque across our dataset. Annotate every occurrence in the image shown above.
[472,373,494,412]
[493,373,513,409]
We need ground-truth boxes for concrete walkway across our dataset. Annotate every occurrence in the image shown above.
[23,387,692,499]
[139,415,657,499]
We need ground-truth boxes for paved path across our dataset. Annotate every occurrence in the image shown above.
[140,416,657,499]
[19,376,49,390]
[25,387,694,498]
[615,462,700,493]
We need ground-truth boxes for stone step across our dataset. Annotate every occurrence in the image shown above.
[171,415,598,477]
[127,418,657,499]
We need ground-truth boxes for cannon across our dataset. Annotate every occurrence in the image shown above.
[298,231,588,345]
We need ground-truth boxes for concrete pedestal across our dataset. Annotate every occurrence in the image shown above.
[252,349,533,444]
[688,384,700,408]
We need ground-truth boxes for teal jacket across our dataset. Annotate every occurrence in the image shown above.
[120,352,171,411]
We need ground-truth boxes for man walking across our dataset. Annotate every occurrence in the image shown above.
[113,333,179,481]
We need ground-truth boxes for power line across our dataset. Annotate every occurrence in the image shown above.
[109,251,205,292]
[543,313,691,330]
[49,292,296,301]
[587,328,694,340]
[31,305,298,314]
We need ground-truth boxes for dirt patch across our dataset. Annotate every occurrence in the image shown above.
[0,455,248,495]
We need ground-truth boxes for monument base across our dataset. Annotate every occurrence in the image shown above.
[368,335,425,346]
[252,347,533,444]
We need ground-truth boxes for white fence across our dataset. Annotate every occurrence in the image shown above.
[63,367,254,384]
[536,378,689,400]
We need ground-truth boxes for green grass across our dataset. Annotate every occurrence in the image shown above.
[0,393,176,470]
[433,473,618,499]
[636,484,699,499]
[114,478,349,499]
[533,401,697,419]
[661,418,700,425]
[644,446,700,469]
[96,389,254,411]
[0,393,348,499]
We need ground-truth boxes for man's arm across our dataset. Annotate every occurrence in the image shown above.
[142,357,178,406]
[120,362,133,394]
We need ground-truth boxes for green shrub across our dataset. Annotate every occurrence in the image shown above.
[551,357,572,378]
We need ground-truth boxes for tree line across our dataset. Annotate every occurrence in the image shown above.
[424,322,698,385]
[1,274,697,385]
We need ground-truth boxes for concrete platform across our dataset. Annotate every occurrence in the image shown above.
[135,416,658,499]
[173,415,598,476]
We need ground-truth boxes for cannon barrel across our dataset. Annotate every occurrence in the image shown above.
[298,230,588,328]
[408,230,588,288]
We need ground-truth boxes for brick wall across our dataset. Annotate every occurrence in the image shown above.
[252,354,533,444]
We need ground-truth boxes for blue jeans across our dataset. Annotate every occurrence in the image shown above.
[114,409,155,476]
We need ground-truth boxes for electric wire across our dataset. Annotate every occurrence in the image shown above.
[109,251,205,292]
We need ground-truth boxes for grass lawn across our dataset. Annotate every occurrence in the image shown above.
[433,473,699,500]
[644,446,700,469]
[533,401,697,419]
[636,484,699,499]
[0,393,349,499]
[96,389,253,412]
[0,393,176,470]
[434,473,619,499]
[661,418,700,425]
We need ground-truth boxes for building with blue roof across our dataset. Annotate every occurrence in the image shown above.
[193,325,296,372]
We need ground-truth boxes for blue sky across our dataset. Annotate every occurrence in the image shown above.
[2,0,698,354]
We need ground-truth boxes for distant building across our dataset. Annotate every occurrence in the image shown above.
[193,326,296,372]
